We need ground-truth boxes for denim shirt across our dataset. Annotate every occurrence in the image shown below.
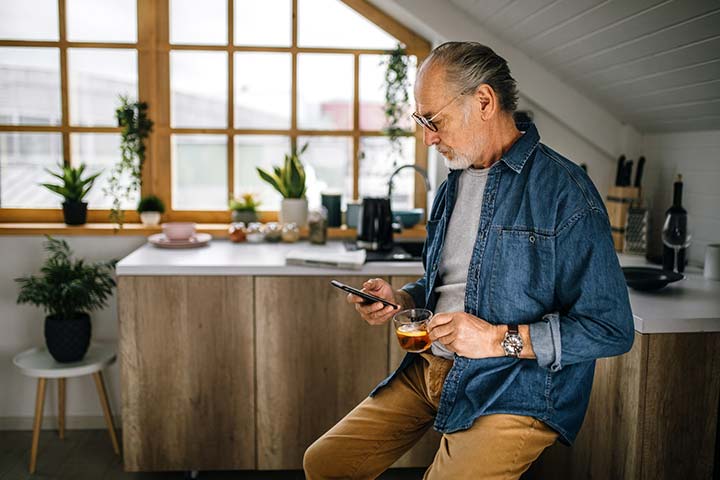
[370,122,634,445]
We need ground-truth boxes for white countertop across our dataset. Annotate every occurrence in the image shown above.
[116,240,720,334]
[618,254,720,334]
[116,240,424,277]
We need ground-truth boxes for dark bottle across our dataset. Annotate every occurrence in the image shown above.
[662,175,688,272]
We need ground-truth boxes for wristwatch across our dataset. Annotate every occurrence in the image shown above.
[501,324,523,358]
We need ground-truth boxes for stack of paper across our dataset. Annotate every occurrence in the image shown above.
[285,248,366,270]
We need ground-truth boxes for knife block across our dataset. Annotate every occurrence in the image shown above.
[605,186,641,252]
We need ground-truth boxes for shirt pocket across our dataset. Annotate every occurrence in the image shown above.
[489,228,555,324]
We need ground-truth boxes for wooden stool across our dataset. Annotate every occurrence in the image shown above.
[13,343,120,474]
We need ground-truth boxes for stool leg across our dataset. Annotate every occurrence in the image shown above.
[30,378,47,474]
[92,371,120,455]
[58,378,65,439]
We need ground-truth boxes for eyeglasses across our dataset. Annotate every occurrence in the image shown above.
[411,91,467,132]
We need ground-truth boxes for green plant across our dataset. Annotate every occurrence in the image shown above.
[106,95,154,227]
[15,236,117,319]
[137,194,165,214]
[229,192,261,212]
[41,163,101,203]
[256,143,308,199]
[382,43,412,164]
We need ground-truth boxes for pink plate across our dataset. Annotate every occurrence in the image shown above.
[148,232,212,249]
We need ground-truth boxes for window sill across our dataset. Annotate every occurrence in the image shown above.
[0,222,428,240]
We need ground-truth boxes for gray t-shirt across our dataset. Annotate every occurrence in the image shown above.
[431,166,490,360]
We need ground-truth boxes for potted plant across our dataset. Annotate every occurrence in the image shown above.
[137,194,165,226]
[106,95,154,228]
[15,236,117,363]
[229,192,261,224]
[382,43,412,166]
[257,143,309,227]
[41,163,101,225]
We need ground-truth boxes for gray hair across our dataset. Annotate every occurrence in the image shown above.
[422,42,519,113]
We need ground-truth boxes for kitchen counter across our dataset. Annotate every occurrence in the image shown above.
[116,240,720,334]
[116,240,424,276]
[619,253,720,334]
[117,243,720,478]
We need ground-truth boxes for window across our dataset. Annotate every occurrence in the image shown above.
[0,0,429,223]
[0,0,138,221]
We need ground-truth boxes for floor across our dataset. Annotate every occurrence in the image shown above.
[0,430,426,480]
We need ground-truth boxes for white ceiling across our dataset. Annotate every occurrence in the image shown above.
[448,0,720,133]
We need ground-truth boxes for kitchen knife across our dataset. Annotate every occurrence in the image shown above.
[635,156,645,188]
[615,155,626,186]
[623,160,633,186]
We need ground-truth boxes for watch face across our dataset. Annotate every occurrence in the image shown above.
[502,333,523,356]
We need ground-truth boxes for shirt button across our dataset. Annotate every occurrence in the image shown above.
[529,234,536,244]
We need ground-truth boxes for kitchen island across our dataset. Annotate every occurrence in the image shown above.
[116,241,720,477]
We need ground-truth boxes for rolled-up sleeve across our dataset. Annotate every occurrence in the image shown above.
[530,208,635,371]
[401,277,426,309]
[530,313,562,371]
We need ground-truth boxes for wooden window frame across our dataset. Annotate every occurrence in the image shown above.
[0,0,430,225]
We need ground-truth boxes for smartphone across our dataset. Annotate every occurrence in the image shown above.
[330,280,400,309]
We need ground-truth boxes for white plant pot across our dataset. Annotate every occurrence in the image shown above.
[140,211,162,226]
[280,198,308,227]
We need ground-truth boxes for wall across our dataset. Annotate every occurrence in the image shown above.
[0,236,145,429]
[642,130,720,266]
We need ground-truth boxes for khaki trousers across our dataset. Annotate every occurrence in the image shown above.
[304,354,558,480]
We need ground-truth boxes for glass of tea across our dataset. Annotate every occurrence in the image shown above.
[393,308,433,353]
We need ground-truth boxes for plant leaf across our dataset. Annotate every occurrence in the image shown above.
[257,167,287,197]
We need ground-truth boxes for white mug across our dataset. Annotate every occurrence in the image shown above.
[704,244,720,280]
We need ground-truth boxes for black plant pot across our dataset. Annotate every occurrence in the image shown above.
[62,201,88,225]
[44,313,91,363]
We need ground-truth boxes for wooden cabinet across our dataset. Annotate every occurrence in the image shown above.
[118,276,255,472]
[524,331,720,480]
[119,275,719,476]
[254,276,390,469]
[119,274,434,472]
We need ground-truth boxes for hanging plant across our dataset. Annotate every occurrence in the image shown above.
[382,43,411,165]
[105,95,153,227]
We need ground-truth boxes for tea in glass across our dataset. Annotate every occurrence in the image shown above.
[393,308,433,353]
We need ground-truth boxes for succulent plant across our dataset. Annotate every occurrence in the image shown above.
[229,192,261,212]
[41,163,101,203]
[256,143,308,199]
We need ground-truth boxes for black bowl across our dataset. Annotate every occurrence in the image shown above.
[622,267,684,292]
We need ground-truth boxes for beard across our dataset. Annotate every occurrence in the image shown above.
[438,146,475,170]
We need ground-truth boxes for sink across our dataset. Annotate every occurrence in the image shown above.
[344,240,425,262]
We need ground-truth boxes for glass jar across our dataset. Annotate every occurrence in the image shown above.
[264,222,282,243]
[228,222,246,243]
[308,207,328,245]
[245,222,265,243]
[281,222,300,243]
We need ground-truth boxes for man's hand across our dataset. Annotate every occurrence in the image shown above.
[427,312,506,358]
[346,278,408,326]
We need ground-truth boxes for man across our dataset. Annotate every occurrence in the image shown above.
[304,41,634,479]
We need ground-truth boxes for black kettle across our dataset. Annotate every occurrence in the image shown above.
[357,197,393,251]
